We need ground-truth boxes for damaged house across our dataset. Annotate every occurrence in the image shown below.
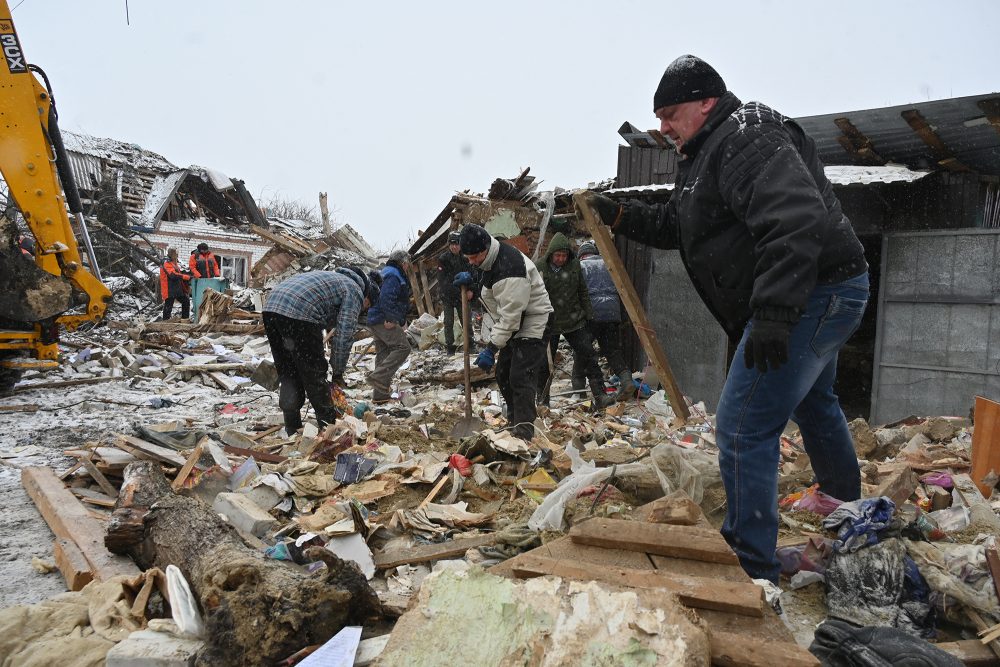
[606,93,1000,423]
[63,131,377,287]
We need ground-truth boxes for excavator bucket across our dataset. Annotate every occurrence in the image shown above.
[0,217,73,324]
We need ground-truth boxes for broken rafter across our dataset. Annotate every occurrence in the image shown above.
[900,109,970,172]
[833,117,886,165]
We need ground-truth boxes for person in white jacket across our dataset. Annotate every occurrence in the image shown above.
[454,225,553,440]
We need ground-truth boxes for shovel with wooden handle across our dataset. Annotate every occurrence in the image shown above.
[450,285,485,438]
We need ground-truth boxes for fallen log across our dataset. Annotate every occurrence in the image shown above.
[106,461,380,666]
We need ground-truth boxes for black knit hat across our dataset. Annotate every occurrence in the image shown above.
[653,55,727,111]
[448,231,461,244]
[197,242,209,252]
[459,225,491,255]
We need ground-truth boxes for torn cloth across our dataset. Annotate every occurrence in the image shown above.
[823,497,895,553]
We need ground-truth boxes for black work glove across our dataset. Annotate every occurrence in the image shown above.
[589,194,624,227]
[743,320,791,373]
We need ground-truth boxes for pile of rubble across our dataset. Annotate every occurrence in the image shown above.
[0,308,998,666]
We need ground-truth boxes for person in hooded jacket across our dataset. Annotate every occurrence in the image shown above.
[454,224,553,441]
[263,266,378,435]
[574,241,636,402]
[366,250,413,402]
[159,247,191,320]
[590,55,869,584]
[437,231,477,354]
[534,233,614,409]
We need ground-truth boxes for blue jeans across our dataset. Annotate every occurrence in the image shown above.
[716,272,869,583]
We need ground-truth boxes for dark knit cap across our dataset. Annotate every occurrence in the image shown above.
[448,231,461,244]
[653,55,727,111]
[459,225,491,255]
[578,241,598,257]
[197,242,209,251]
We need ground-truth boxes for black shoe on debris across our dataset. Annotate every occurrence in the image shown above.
[571,377,586,399]
[446,346,457,355]
[592,392,616,410]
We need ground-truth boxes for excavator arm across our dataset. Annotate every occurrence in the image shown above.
[0,1,111,367]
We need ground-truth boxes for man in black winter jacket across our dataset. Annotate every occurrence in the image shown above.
[436,231,476,354]
[592,55,870,583]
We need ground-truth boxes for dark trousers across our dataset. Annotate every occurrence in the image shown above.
[442,301,461,348]
[495,337,546,440]
[573,321,628,382]
[539,326,605,402]
[263,312,338,434]
[162,295,190,320]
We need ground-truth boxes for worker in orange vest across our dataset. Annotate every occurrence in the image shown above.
[160,247,191,320]
[189,242,220,278]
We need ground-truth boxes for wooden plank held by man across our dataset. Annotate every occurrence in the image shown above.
[572,190,689,423]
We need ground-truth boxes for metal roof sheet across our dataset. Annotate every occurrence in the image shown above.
[795,93,1000,175]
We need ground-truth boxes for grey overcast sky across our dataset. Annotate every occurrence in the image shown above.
[12,0,999,249]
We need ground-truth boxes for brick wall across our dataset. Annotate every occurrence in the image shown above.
[147,225,272,285]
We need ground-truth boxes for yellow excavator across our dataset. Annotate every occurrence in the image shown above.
[0,1,112,387]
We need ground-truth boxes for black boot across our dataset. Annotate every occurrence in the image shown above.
[571,376,586,399]
[615,369,637,401]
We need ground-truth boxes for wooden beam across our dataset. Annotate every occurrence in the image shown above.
[13,376,121,392]
[373,534,496,569]
[417,264,437,316]
[407,201,455,257]
[222,443,287,464]
[933,639,1000,667]
[21,467,140,582]
[568,517,738,565]
[970,395,1000,498]
[0,403,38,412]
[833,117,886,165]
[977,98,1000,137]
[318,191,331,237]
[172,440,206,491]
[115,434,187,467]
[900,109,970,172]
[404,265,427,317]
[573,191,689,422]
[80,456,120,499]
[710,630,820,667]
[53,538,93,591]
[511,554,763,617]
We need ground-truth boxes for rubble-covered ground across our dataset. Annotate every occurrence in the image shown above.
[1,292,998,666]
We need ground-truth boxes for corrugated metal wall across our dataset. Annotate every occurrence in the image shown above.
[871,229,1000,423]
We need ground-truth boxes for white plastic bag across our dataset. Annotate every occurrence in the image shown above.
[166,564,205,638]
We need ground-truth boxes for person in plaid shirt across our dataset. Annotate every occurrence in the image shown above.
[263,266,380,434]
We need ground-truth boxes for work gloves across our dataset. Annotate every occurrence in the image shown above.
[474,347,496,371]
[590,194,624,227]
[453,271,474,287]
[744,319,792,373]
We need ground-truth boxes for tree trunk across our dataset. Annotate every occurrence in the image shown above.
[106,461,380,666]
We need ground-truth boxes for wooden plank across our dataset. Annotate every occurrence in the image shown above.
[971,396,1000,499]
[171,441,206,491]
[249,425,282,441]
[53,538,93,591]
[71,487,118,507]
[58,460,84,481]
[21,467,140,581]
[417,264,436,316]
[80,456,119,499]
[0,403,39,412]
[131,571,157,617]
[222,443,287,464]
[569,517,738,565]
[900,109,970,172]
[404,265,427,317]
[373,534,496,569]
[967,608,1000,661]
[710,630,819,667]
[933,639,1000,667]
[206,371,240,392]
[873,464,918,506]
[13,376,121,392]
[511,554,763,617]
[417,475,449,510]
[986,546,1000,603]
[833,117,886,165]
[174,362,249,373]
[634,494,703,526]
[573,191,689,422]
[115,434,187,467]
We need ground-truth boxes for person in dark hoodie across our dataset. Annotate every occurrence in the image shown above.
[589,55,869,584]
[535,233,614,410]
[366,249,413,402]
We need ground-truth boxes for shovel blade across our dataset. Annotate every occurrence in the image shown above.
[450,415,485,438]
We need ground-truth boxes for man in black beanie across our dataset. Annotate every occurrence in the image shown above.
[454,224,553,441]
[589,55,870,584]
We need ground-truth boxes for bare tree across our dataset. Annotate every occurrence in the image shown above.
[257,193,320,224]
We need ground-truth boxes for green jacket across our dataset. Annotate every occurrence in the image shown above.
[535,233,592,334]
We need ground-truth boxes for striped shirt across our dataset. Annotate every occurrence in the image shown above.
[263,270,365,374]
